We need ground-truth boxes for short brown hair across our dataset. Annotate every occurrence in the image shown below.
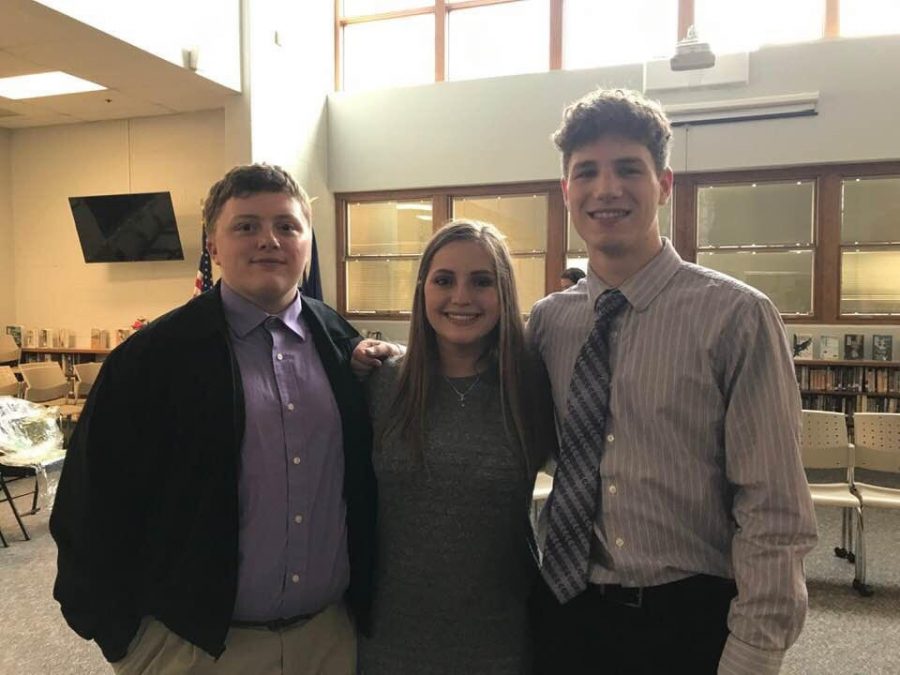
[553,88,672,175]
[202,163,311,234]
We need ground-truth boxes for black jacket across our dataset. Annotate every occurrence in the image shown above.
[50,285,376,662]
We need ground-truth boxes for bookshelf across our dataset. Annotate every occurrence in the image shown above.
[20,347,111,379]
[795,359,900,416]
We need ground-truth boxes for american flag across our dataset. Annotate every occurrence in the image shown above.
[193,229,213,296]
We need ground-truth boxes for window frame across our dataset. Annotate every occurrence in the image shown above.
[336,181,565,319]
[678,161,900,325]
[334,1,855,91]
[337,161,900,324]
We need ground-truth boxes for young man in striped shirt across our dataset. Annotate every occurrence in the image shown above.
[528,88,817,675]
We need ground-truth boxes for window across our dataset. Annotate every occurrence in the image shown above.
[563,0,677,70]
[695,180,815,315]
[448,0,549,81]
[338,163,900,324]
[338,183,564,317]
[840,176,900,315]
[840,0,900,37]
[337,1,900,91]
[694,0,825,53]
[342,14,434,92]
[343,200,434,313]
[452,193,549,311]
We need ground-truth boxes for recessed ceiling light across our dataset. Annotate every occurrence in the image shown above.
[0,71,106,100]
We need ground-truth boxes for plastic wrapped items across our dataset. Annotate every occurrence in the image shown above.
[0,396,66,509]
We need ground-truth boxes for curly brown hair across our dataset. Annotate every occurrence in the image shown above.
[552,88,672,175]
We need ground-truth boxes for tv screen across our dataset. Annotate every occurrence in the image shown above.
[69,191,184,263]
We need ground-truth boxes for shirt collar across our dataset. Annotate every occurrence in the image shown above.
[586,237,682,312]
[220,282,306,340]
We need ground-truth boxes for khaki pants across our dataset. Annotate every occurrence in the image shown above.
[112,604,356,675]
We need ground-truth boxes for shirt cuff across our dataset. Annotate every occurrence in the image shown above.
[718,634,785,675]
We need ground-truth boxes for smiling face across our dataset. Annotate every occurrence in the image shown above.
[423,239,501,363]
[563,134,673,279]
[206,191,311,314]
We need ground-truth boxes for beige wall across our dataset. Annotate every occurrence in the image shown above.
[245,0,336,303]
[0,129,13,329]
[9,110,226,346]
[328,34,900,191]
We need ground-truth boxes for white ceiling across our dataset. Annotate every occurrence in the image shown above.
[0,0,240,129]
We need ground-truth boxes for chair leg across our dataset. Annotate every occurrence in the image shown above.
[30,475,40,514]
[0,474,30,541]
[835,507,851,559]
[0,523,7,547]
[851,506,873,597]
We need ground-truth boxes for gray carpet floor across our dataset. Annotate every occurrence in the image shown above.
[1,469,899,674]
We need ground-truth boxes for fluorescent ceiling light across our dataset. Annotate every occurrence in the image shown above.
[395,203,432,211]
[0,71,106,100]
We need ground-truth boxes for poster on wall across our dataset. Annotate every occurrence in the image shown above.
[820,335,840,360]
[873,335,893,361]
[843,334,864,360]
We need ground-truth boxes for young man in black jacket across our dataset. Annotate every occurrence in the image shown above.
[51,164,377,674]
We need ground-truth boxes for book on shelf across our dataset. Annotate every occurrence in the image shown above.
[844,334,864,360]
[873,334,893,362]
[820,335,840,360]
[5,324,23,347]
[792,334,813,359]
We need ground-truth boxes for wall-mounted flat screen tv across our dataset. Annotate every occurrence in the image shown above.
[69,191,184,263]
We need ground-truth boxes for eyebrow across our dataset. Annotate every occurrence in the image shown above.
[431,268,495,275]
[230,213,300,220]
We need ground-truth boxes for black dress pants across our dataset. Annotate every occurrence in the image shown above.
[530,574,737,675]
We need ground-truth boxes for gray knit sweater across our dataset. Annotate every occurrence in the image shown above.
[358,358,538,675]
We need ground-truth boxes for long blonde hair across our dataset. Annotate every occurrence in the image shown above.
[381,220,532,474]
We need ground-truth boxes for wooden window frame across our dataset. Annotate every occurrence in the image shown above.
[675,161,900,325]
[336,1,875,91]
[337,161,900,324]
[336,181,565,319]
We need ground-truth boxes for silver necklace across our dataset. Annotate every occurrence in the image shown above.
[443,373,482,407]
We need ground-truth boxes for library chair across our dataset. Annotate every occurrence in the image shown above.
[0,334,20,366]
[20,362,82,420]
[799,410,869,595]
[72,361,102,401]
[850,412,900,595]
[0,365,20,397]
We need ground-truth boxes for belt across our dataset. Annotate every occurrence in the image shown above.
[594,583,645,608]
[590,574,736,610]
[230,610,319,631]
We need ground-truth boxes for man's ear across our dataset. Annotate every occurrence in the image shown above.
[658,167,674,205]
[560,177,570,208]
[206,230,219,265]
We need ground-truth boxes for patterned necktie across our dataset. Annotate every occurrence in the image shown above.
[542,289,629,603]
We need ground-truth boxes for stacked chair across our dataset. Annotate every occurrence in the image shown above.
[799,410,869,595]
[849,412,900,595]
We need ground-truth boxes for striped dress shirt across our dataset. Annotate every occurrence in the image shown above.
[527,239,817,675]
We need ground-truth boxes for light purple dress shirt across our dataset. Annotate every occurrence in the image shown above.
[221,283,349,621]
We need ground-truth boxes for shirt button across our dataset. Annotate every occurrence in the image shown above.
[292,456,301,465]
[615,537,625,548]
[608,485,618,495]
[287,402,295,411]
[294,514,303,524]
[276,353,284,361]
[291,574,300,583]
[607,434,615,443]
